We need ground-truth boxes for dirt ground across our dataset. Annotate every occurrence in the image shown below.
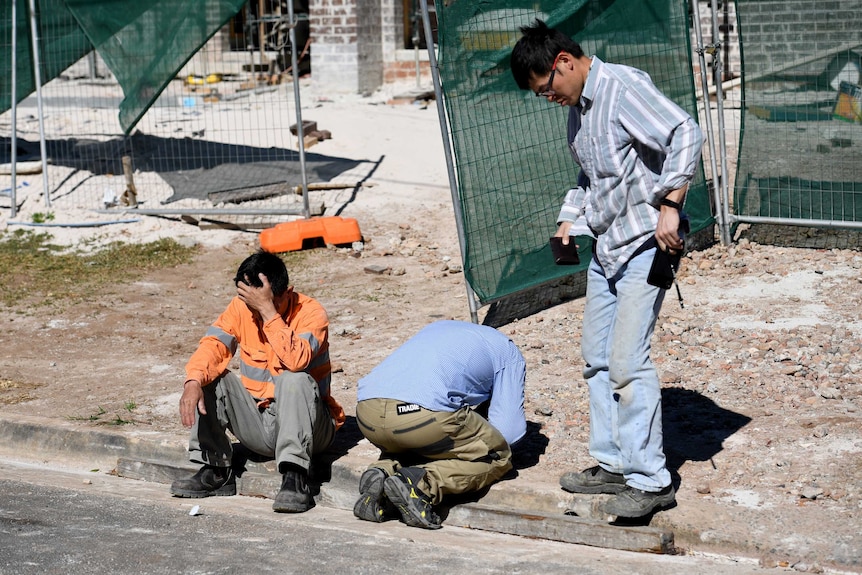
[1,90,861,571]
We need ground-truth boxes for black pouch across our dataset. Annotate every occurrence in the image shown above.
[647,213,690,289]
[549,236,580,265]
[647,246,681,289]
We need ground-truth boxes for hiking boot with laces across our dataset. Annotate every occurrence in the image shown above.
[383,467,442,530]
[559,465,627,494]
[602,484,676,518]
[272,465,314,513]
[353,467,398,523]
[170,465,236,498]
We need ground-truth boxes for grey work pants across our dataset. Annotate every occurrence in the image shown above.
[188,371,335,473]
[356,399,512,504]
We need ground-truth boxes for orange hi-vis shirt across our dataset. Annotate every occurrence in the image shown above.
[185,290,345,429]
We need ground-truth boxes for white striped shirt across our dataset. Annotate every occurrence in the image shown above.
[557,56,704,277]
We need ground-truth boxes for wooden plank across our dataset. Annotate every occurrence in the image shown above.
[116,457,193,483]
[445,503,675,554]
[117,458,284,500]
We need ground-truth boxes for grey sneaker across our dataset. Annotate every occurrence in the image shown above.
[383,467,442,530]
[602,484,676,518]
[170,465,236,498]
[353,468,397,523]
[560,465,627,494]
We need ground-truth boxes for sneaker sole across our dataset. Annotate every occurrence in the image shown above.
[353,469,387,522]
[383,476,442,530]
[272,499,313,513]
[560,476,627,495]
[170,483,237,498]
[603,490,676,518]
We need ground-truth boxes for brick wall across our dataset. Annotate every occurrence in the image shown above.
[732,0,862,80]
[693,0,741,86]
[311,0,431,94]
[357,0,383,94]
[384,59,432,84]
[309,0,360,92]
[381,0,402,64]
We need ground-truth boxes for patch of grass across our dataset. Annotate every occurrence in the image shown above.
[0,230,197,308]
[103,415,134,426]
[68,406,107,422]
[31,212,55,224]
[0,378,41,405]
[67,404,135,425]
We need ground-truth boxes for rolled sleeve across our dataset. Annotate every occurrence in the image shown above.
[487,352,527,445]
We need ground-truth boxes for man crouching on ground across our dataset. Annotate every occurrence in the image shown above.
[171,250,344,512]
[353,320,526,529]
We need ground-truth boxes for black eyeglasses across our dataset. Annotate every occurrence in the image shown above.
[535,52,563,97]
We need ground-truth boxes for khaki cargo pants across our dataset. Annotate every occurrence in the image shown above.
[356,398,512,504]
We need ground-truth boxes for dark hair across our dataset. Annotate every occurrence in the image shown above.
[234,250,290,296]
[511,19,584,90]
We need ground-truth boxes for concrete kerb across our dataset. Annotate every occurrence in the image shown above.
[9,413,859,569]
[0,414,674,554]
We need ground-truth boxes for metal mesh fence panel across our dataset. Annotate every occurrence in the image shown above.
[1,1,375,225]
[433,0,711,304]
[734,0,862,225]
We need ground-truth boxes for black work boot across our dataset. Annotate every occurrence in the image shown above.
[272,464,314,513]
[170,465,236,498]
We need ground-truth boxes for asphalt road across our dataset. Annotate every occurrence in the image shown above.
[0,458,772,575]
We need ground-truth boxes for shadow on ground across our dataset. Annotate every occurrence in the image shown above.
[662,386,752,479]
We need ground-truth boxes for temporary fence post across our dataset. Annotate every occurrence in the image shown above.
[419,0,480,323]
[27,0,51,208]
[10,0,18,218]
[286,0,310,220]
[708,0,732,244]
[692,0,730,245]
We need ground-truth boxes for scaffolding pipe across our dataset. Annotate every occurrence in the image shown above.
[287,1,311,219]
[709,0,732,245]
[27,0,51,208]
[692,0,730,245]
[419,0,480,324]
[730,215,862,230]
[96,208,309,216]
[10,0,18,218]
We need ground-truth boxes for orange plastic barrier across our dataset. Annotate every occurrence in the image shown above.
[259,216,362,253]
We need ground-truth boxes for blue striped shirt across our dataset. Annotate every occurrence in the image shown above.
[356,320,527,445]
[557,56,704,277]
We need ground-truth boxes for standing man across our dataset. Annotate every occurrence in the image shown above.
[353,320,526,530]
[511,20,703,518]
[171,250,344,513]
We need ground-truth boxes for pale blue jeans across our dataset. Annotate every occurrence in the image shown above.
[581,247,671,492]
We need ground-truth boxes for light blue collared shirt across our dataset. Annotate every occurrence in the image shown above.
[356,320,527,445]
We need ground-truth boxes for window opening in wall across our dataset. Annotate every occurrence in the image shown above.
[403,0,437,50]
[228,1,311,76]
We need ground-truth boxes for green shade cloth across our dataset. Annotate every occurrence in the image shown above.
[733,0,862,226]
[1,0,246,134]
[433,0,711,304]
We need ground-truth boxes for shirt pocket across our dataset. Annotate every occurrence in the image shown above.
[590,136,622,180]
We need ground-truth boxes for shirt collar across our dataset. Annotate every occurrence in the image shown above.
[579,55,601,110]
[276,288,295,317]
